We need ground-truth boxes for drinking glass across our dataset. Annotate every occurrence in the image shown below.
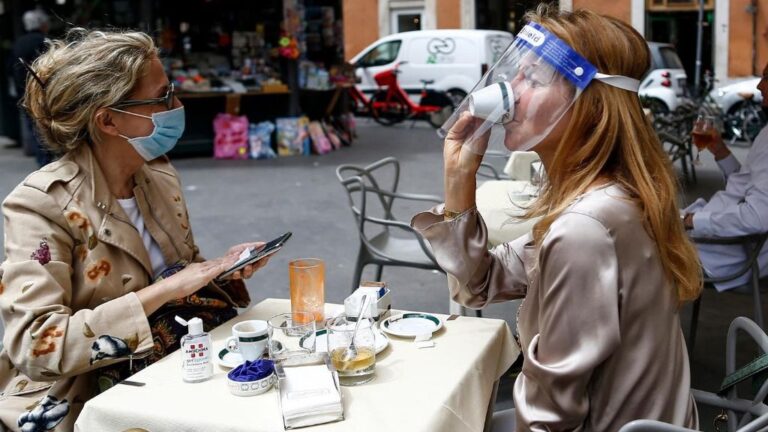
[289,259,325,325]
[691,115,717,165]
[267,312,316,362]
[327,315,376,386]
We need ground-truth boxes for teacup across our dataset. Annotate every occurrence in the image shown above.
[226,320,268,362]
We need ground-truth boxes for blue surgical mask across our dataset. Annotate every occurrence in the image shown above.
[111,106,186,160]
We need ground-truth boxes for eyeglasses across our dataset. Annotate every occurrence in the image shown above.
[111,83,176,110]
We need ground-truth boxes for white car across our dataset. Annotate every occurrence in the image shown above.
[709,77,762,114]
[709,77,765,143]
[350,29,514,106]
[638,42,688,113]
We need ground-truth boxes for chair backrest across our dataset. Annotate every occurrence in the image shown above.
[335,157,441,265]
[619,412,768,432]
[503,151,541,181]
[692,317,768,432]
[336,156,400,225]
[619,419,694,432]
[336,157,400,224]
[691,233,768,285]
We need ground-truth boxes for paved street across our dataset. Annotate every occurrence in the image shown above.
[0,120,758,423]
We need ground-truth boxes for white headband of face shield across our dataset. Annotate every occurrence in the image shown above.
[439,22,642,155]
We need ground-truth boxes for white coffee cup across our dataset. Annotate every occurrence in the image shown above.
[468,81,515,124]
[226,320,268,362]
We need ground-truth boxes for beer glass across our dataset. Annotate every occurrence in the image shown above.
[692,115,717,165]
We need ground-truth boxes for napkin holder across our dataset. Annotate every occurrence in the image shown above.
[275,353,344,429]
[344,281,391,322]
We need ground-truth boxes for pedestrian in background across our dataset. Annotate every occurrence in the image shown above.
[12,8,52,166]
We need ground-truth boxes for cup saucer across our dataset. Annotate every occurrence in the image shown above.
[216,347,244,369]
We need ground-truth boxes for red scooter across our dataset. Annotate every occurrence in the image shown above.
[367,61,455,128]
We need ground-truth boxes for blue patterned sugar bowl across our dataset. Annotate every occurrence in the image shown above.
[226,359,276,397]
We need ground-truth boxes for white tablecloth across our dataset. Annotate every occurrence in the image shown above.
[476,180,540,247]
[76,299,519,432]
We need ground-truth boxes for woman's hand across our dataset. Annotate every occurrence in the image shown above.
[224,242,270,280]
[168,257,236,297]
[443,112,488,213]
[137,256,237,315]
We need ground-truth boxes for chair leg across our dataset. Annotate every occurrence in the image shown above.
[475,309,483,318]
[352,246,367,293]
[752,269,764,329]
[450,301,467,316]
[689,295,702,360]
[483,379,501,432]
[352,262,365,293]
[374,265,383,282]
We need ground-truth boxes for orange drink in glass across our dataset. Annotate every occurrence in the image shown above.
[288,258,325,325]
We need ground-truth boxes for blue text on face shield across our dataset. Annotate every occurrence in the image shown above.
[514,22,597,90]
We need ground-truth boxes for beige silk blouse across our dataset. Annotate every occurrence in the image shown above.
[412,184,698,432]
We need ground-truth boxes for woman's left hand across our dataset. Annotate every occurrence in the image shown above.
[225,242,270,280]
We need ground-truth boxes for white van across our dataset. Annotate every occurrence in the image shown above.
[350,29,514,105]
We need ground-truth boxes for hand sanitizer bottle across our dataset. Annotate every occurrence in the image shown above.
[175,316,213,383]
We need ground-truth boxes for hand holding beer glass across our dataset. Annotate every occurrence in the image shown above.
[691,115,718,165]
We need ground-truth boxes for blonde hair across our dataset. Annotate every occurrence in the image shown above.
[524,6,702,303]
[22,28,158,154]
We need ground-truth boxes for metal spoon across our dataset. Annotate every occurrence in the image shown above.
[342,294,369,363]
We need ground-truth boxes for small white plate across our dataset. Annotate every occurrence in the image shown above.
[380,313,443,338]
[302,328,390,354]
[216,348,244,369]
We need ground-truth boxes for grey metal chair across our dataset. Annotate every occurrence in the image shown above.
[688,233,768,356]
[477,150,514,181]
[489,317,768,432]
[336,157,479,316]
[621,317,768,432]
[694,317,768,431]
[619,413,768,432]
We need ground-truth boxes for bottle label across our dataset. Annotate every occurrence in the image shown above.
[181,338,212,381]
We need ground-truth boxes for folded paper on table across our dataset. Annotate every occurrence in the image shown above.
[276,353,344,429]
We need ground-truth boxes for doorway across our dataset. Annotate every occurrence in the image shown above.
[647,10,714,90]
[475,0,556,33]
[390,9,422,33]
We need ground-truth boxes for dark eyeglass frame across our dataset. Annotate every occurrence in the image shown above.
[110,83,175,110]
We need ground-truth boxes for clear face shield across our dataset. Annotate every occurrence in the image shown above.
[439,22,640,156]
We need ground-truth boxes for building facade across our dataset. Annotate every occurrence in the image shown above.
[343,0,766,82]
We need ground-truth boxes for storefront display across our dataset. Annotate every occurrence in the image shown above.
[2,0,353,158]
[151,0,352,157]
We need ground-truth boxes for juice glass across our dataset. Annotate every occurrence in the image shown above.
[289,258,325,325]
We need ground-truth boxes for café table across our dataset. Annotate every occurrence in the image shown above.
[476,180,540,247]
[75,298,519,432]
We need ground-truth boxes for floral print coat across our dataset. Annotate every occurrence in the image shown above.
[0,144,247,431]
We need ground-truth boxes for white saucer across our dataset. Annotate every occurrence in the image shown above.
[216,348,244,369]
[380,313,443,338]
[302,328,390,355]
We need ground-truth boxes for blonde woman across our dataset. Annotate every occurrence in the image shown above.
[0,30,268,430]
[412,7,702,431]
